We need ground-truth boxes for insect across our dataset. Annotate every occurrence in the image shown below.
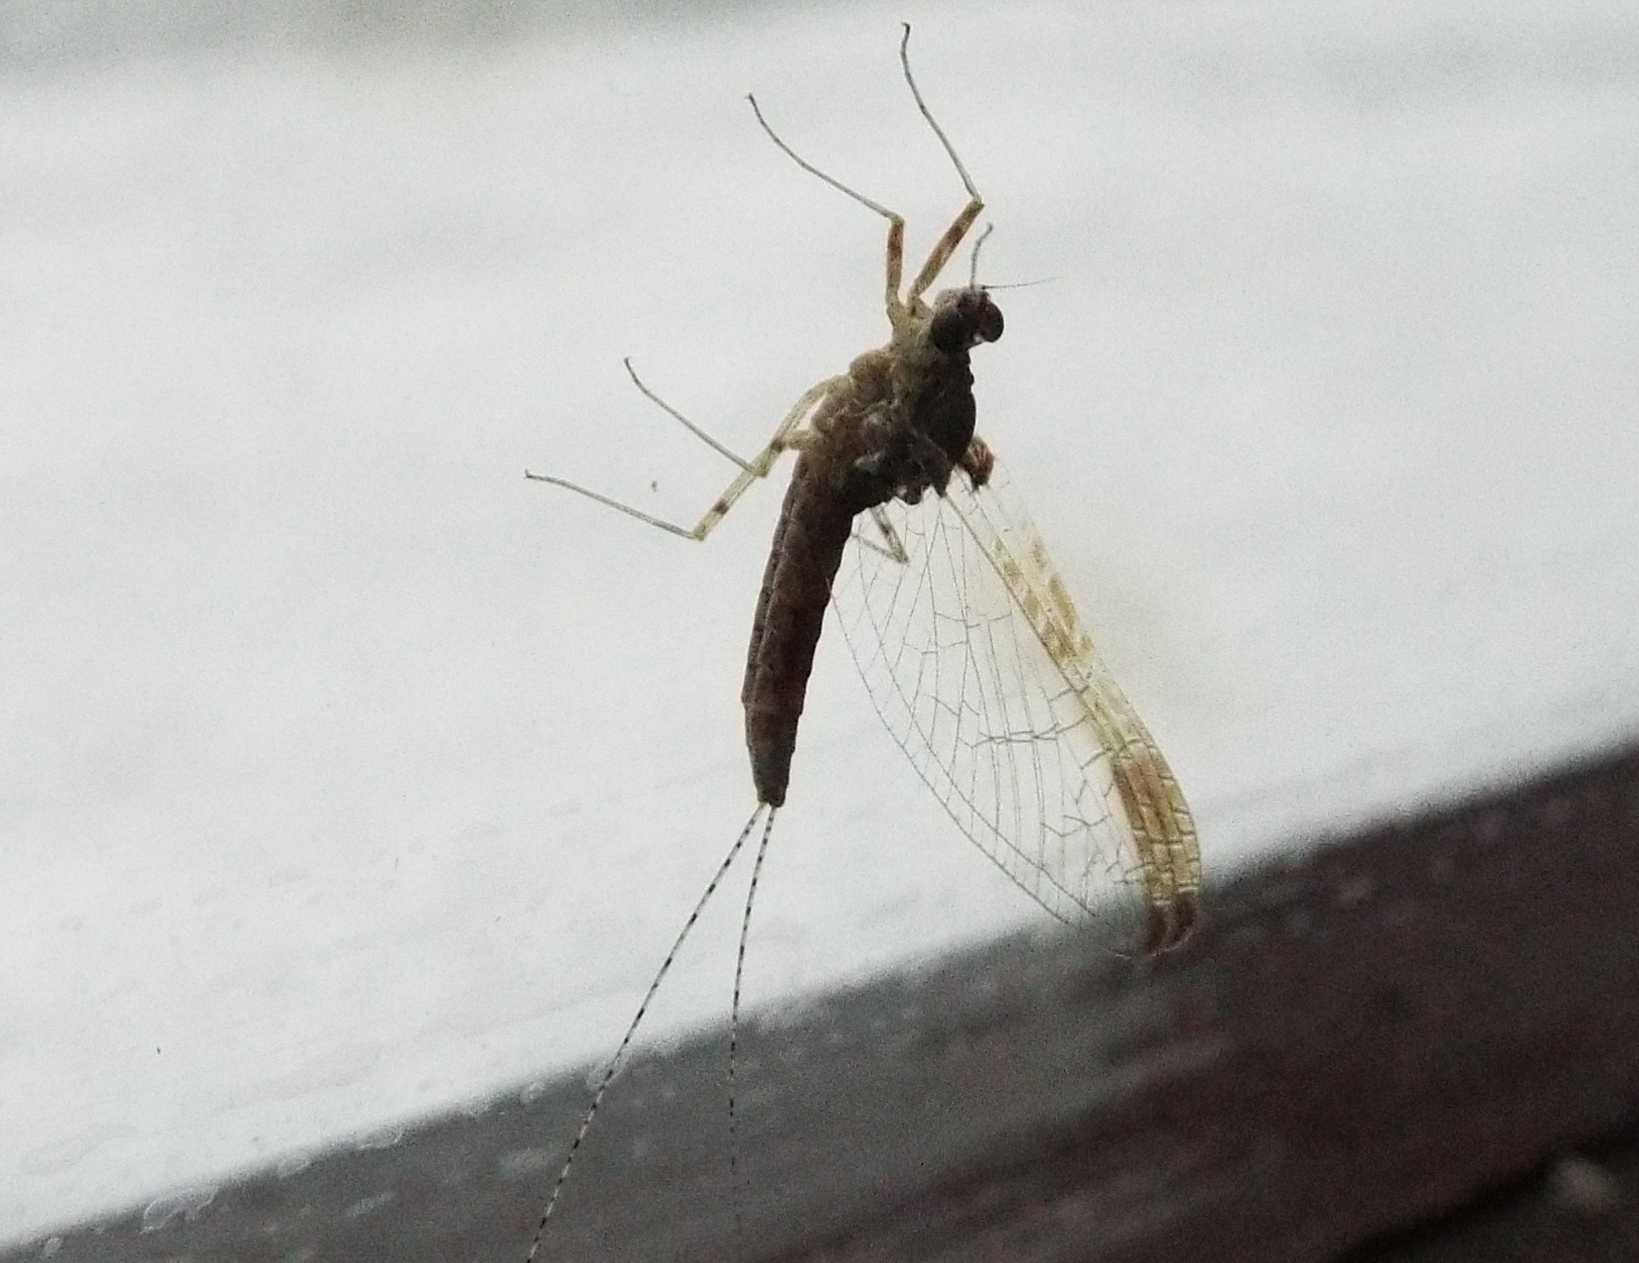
[521,25,1200,1258]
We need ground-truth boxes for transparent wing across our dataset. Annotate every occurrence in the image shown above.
[829,457,1200,952]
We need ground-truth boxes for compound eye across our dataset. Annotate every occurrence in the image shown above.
[973,296,1003,344]
[930,289,1004,351]
[929,304,969,354]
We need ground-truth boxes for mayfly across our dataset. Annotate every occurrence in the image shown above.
[521,25,1200,1258]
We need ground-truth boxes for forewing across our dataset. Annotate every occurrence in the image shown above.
[829,459,1200,952]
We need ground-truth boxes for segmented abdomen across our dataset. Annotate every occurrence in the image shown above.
[742,457,856,807]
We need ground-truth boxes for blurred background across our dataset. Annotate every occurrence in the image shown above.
[3,0,1637,1246]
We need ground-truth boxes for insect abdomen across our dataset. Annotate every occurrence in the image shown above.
[742,457,856,807]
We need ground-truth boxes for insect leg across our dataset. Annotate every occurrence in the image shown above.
[961,435,995,488]
[681,370,847,542]
[525,368,845,542]
[746,94,907,326]
[897,24,985,304]
[852,505,910,563]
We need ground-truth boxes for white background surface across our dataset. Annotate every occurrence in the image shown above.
[4,0,1637,1245]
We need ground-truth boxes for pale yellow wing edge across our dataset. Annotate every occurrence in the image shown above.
[949,464,1202,950]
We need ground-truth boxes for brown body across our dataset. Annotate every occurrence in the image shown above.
[742,288,1002,807]
[517,33,1205,1263]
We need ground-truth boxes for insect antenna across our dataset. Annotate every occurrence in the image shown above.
[968,222,994,288]
[980,277,1060,291]
[726,805,777,1237]
[968,222,1060,292]
[523,803,774,1262]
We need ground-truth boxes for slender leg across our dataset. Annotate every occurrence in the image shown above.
[906,199,982,304]
[533,26,989,544]
[746,26,988,320]
[746,95,906,326]
[856,505,910,563]
[525,369,842,542]
[897,24,985,303]
[884,218,905,321]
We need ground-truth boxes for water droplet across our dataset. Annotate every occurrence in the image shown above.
[353,1125,403,1151]
[140,1185,217,1232]
[344,1190,395,1219]
[1334,873,1376,908]
[518,1078,548,1105]
[497,1148,554,1181]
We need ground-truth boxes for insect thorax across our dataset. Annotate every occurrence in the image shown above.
[813,292,999,511]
